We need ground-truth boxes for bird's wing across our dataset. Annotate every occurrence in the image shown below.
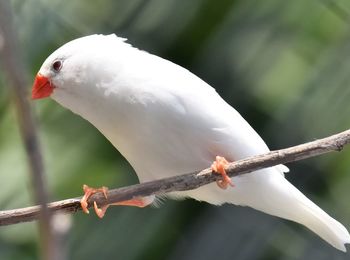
[152,61,289,174]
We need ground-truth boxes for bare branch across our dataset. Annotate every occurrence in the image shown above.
[0,129,349,226]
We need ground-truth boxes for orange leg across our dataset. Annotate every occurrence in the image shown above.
[211,156,234,189]
[80,184,152,219]
[94,197,151,218]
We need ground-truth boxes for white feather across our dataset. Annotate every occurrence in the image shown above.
[38,34,350,251]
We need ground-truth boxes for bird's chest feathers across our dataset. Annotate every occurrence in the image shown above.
[55,79,214,181]
[96,90,212,181]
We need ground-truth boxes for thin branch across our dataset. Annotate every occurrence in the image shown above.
[0,129,349,226]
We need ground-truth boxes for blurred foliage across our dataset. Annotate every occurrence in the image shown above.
[1,0,350,259]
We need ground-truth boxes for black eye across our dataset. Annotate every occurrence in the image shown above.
[52,60,62,72]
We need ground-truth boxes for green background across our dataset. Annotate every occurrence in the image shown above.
[1,0,350,259]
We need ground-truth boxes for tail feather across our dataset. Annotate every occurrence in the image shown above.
[248,173,350,251]
[177,169,350,251]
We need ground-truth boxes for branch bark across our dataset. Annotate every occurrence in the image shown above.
[0,129,350,226]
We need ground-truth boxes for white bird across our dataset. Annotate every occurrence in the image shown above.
[32,34,350,251]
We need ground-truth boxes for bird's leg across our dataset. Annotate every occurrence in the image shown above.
[211,156,234,189]
[94,197,152,218]
[80,184,153,218]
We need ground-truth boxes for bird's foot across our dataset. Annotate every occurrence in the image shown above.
[80,184,153,218]
[80,184,108,216]
[211,156,234,189]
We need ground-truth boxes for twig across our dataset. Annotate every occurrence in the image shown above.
[0,129,349,226]
[0,1,59,259]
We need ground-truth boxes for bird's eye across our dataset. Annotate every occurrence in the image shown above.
[52,60,62,72]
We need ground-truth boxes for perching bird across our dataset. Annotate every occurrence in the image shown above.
[32,34,350,251]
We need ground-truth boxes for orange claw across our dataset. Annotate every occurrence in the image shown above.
[80,184,153,218]
[211,156,234,189]
[93,201,109,219]
[80,184,108,215]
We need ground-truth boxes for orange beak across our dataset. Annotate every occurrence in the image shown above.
[32,74,54,99]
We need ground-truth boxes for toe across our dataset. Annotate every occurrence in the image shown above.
[94,201,108,219]
[81,199,90,214]
[211,156,234,189]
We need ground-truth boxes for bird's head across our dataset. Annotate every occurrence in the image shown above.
[31,34,129,101]
[32,37,82,100]
[32,53,67,100]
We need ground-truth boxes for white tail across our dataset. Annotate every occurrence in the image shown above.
[178,168,350,251]
[247,173,350,251]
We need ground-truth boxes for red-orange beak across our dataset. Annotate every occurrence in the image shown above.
[32,74,54,99]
